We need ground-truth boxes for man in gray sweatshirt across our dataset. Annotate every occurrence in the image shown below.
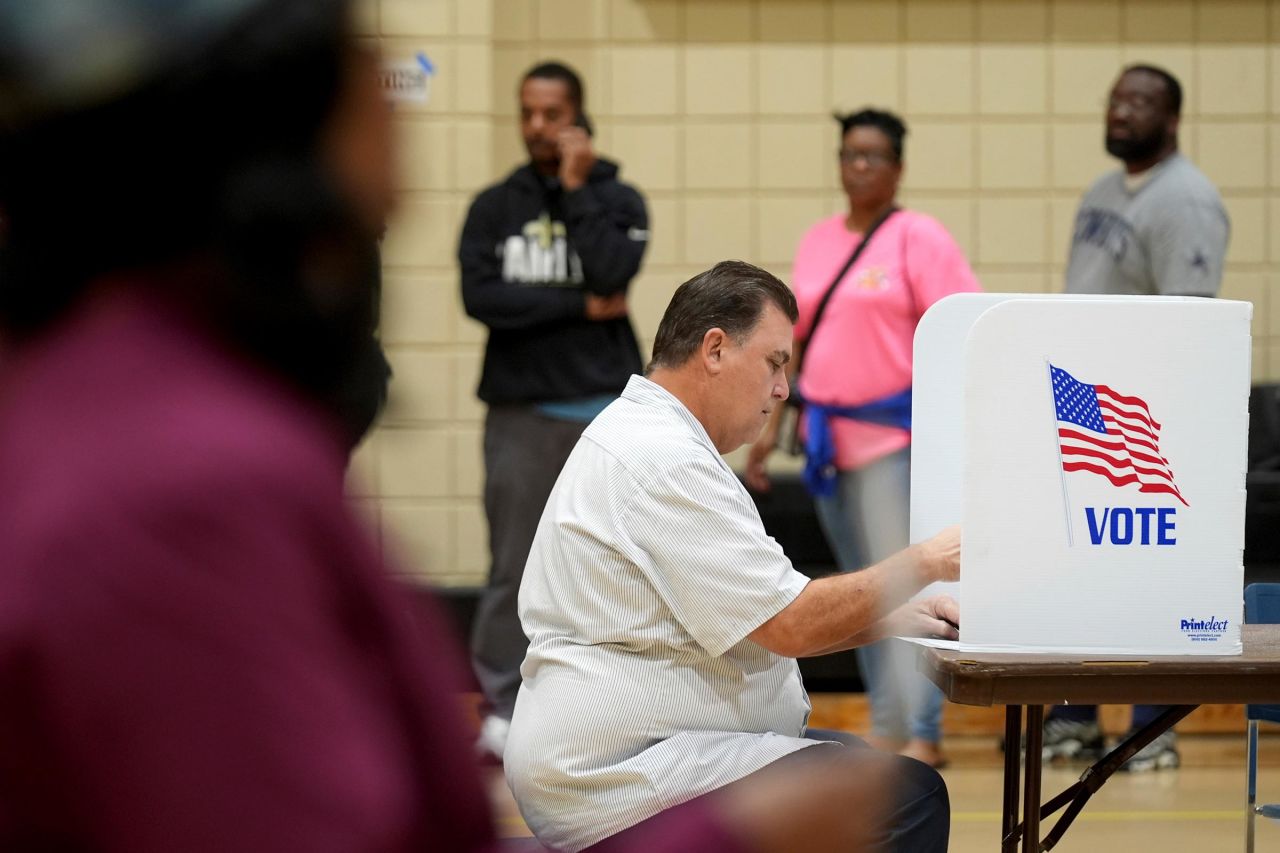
[1050,64,1230,772]
[1065,64,1229,298]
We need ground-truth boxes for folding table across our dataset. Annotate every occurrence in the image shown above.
[919,624,1280,852]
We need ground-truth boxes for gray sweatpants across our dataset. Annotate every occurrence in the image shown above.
[470,404,587,720]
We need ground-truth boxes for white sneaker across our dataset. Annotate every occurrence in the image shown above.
[1119,730,1179,772]
[1041,718,1104,762]
[476,715,510,761]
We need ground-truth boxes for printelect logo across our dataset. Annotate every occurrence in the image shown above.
[1180,617,1228,632]
[1180,616,1228,643]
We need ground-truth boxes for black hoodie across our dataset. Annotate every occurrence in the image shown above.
[458,158,648,405]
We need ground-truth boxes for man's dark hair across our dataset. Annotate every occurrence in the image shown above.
[522,61,584,112]
[834,108,908,161]
[647,261,798,373]
[1122,63,1183,115]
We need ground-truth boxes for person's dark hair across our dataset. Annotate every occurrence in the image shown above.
[647,261,797,373]
[0,0,388,447]
[521,61,584,113]
[834,108,907,161]
[1122,63,1183,115]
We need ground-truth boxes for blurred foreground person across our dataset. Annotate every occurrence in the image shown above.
[0,2,897,851]
[0,1,480,849]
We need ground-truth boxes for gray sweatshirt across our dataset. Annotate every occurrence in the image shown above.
[1065,153,1230,297]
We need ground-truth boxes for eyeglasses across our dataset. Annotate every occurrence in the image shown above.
[838,149,897,168]
[1106,93,1160,113]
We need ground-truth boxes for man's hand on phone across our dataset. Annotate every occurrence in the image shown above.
[585,292,627,321]
[557,126,595,191]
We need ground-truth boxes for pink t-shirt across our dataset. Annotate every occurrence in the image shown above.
[792,210,981,471]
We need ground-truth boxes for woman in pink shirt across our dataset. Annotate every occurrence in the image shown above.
[747,109,980,769]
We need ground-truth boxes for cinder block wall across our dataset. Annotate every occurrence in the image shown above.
[350,0,1280,586]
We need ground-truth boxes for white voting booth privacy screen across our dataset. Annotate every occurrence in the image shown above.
[911,294,1251,655]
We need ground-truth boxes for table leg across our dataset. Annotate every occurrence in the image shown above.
[1022,705,1044,852]
[1002,705,1023,852]
[1005,704,1197,851]
[1038,704,1195,850]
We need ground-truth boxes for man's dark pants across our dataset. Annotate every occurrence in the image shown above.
[471,405,587,720]
[798,728,950,852]
[586,728,949,853]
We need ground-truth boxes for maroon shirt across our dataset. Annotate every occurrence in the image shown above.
[0,290,740,852]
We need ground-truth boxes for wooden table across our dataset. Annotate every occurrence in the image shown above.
[919,624,1280,852]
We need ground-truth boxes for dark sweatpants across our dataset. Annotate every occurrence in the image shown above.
[586,728,949,853]
[760,728,949,853]
[470,405,587,720]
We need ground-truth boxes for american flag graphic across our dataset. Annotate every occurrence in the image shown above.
[1049,364,1188,507]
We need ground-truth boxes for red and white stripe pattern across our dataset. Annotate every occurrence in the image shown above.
[1050,364,1188,507]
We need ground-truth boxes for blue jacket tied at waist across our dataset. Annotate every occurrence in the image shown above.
[801,388,913,497]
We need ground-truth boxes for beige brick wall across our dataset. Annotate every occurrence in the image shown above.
[355,0,1280,586]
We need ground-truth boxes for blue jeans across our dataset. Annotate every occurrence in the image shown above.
[813,447,945,744]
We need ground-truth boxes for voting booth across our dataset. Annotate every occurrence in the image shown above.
[911,293,1252,655]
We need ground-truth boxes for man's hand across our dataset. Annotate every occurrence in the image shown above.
[749,525,960,658]
[886,595,960,641]
[557,126,595,191]
[745,401,788,492]
[585,292,628,321]
[744,435,776,493]
[912,525,960,584]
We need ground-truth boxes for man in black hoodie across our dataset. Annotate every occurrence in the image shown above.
[459,61,649,757]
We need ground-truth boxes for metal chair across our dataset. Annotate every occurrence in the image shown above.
[1245,583,1280,852]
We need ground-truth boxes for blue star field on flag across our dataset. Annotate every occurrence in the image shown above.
[1050,365,1107,433]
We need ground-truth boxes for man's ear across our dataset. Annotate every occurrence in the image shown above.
[701,327,727,374]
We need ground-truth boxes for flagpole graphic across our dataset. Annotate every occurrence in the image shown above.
[1047,359,1074,546]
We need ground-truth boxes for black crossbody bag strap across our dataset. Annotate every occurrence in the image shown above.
[783,205,898,454]
[792,205,898,387]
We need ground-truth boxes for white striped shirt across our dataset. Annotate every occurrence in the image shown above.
[505,375,816,852]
